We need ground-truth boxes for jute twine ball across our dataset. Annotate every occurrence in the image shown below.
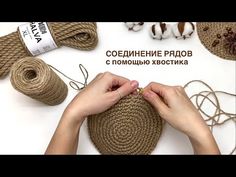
[88,94,163,155]
[10,57,68,106]
[197,22,236,60]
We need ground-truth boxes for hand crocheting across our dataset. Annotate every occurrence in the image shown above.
[63,72,139,124]
[142,82,220,154]
[142,82,206,136]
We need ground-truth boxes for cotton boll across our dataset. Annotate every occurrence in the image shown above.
[172,22,195,39]
[125,22,135,29]
[125,22,144,32]
[150,22,172,40]
[132,22,144,31]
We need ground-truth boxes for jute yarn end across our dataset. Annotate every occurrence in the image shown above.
[10,57,68,106]
[88,94,163,155]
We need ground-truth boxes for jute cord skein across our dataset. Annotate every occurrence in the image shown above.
[10,57,89,106]
[0,22,98,78]
[10,57,69,105]
[10,57,88,106]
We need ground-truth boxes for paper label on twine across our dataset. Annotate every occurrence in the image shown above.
[18,22,58,56]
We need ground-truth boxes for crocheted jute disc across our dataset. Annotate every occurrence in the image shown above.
[88,94,163,155]
[10,57,68,106]
[197,22,236,60]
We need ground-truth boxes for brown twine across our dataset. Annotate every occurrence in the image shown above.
[184,80,236,154]
[0,22,98,78]
[10,57,88,106]
[88,93,163,155]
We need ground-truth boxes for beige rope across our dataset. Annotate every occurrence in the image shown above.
[0,22,98,78]
[184,80,236,154]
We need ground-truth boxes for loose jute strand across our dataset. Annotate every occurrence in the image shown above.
[0,22,98,78]
[49,64,88,91]
[184,80,236,154]
[10,57,89,106]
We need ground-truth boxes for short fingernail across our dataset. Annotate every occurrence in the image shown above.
[143,91,150,98]
[131,80,139,89]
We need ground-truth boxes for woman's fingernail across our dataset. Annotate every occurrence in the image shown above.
[143,91,150,98]
[131,80,139,88]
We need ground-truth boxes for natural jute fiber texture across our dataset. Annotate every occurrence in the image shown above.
[88,94,162,155]
[10,57,68,106]
[184,80,236,154]
[197,22,236,60]
[0,22,98,78]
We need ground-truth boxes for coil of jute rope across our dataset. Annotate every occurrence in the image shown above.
[184,80,236,154]
[0,22,98,78]
[10,57,88,106]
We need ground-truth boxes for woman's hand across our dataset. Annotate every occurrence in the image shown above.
[62,72,139,125]
[142,82,220,154]
[45,72,138,154]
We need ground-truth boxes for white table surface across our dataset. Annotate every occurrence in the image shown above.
[0,22,235,154]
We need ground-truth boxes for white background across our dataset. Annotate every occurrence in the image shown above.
[0,22,235,154]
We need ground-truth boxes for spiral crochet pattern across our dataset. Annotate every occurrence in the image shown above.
[10,57,68,106]
[88,94,163,155]
[0,22,98,78]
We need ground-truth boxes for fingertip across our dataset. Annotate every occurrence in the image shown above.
[114,80,139,99]
[130,80,139,89]
[132,90,138,95]
[142,90,150,99]
[142,90,155,100]
[142,90,168,114]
